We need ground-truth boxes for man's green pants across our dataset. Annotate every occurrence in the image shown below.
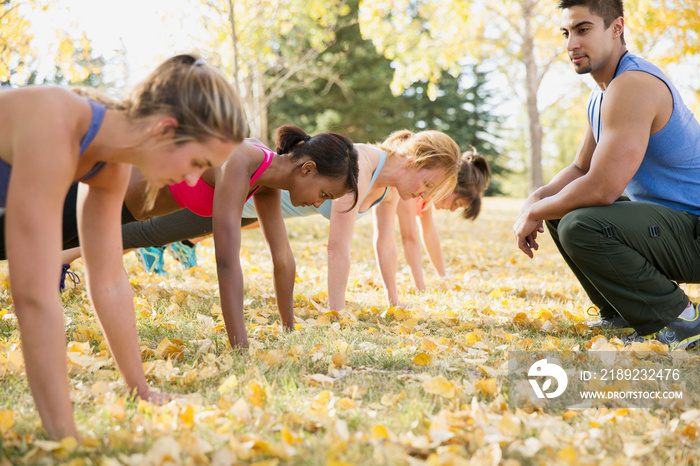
[546,200,700,335]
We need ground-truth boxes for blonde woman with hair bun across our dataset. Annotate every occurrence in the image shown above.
[0,53,246,440]
[326,129,460,309]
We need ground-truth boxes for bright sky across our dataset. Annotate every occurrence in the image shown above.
[25,0,202,87]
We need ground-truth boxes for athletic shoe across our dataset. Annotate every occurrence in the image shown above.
[167,241,198,269]
[59,264,80,291]
[136,246,167,275]
[585,306,632,331]
[585,315,633,331]
[623,303,700,350]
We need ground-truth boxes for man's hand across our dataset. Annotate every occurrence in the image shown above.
[513,209,545,259]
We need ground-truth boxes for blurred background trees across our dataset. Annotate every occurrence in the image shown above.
[267,0,506,194]
[358,0,700,194]
[1,1,109,87]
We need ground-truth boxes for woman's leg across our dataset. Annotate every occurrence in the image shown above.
[121,209,213,249]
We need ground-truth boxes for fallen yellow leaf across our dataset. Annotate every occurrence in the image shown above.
[464,332,481,347]
[0,410,14,433]
[412,352,433,366]
[336,398,357,410]
[474,378,498,397]
[371,424,391,439]
[421,338,438,352]
[513,312,529,326]
[247,379,268,408]
[331,352,349,367]
[218,374,239,393]
[179,404,194,428]
[155,337,184,360]
[558,446,578,464]
[305,374,336,386]
[423,376,456,398]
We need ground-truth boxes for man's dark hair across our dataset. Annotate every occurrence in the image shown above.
[556,0,624,28]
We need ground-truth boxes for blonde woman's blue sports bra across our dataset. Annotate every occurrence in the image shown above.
[0,97,106,207]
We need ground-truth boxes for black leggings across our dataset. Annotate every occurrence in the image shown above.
[120,208,213,248]
[0,183,80,260]
[119,209,258,249]
[0,185,259,255]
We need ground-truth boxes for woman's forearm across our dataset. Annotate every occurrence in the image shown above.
[217,262,248,348]
[420,223,446,277]
[88,277,150,395]
[401,233,426,290]
[327,246,351,310]
[271,249,296,330]
[375,239,400,306]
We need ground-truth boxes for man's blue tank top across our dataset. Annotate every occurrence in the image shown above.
[0,97,107,207]
[587,53,700,215]
[241,149,390,220]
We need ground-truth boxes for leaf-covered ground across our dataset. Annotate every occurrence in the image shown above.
[1,197,699,465]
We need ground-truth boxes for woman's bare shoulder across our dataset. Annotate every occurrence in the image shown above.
[355,144,381,168]
[231,140,269,160]
[0,87,90,166]
[16,86,86,108]
[215,140,265,186]
[7,87,89,138]
[354,143,379,155]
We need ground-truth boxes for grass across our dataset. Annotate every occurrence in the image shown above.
[1,197,700,464]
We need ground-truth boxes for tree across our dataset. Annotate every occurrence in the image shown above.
[359,0,561,194]
[0,0,39,85]
[398,69,506,195]
[1,1,109,88]
[358,0,700,194]
[269,0,506,194]
[194,0,352,143]
[267,0,404,143]
[626,0,700,64]
[43,32,109,87]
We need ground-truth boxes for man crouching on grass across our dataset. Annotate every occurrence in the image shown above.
[513,0,700,349]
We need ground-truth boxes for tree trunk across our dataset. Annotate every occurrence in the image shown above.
[522,0,543,193]
[245,60,262,141]
[228,0,267,143]
[256,67,268,144]
[227,0,241,96]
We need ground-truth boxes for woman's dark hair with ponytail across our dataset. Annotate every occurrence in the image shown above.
[454,149,491,220]
[276,124,360,208]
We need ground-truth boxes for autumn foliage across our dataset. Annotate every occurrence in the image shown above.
[1,198,699,464]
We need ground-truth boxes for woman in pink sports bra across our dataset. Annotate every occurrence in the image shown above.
[166,141,274,216]
[0,54,246,440]
[112,124,359,349]
[396,149,491,291]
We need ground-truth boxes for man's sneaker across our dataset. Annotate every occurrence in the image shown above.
[623,304,700,350]
[167,241,198,269]
[585,306,632,331]
[585,314,633,331]
[136,246,167,275]
[59,264,80,291]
